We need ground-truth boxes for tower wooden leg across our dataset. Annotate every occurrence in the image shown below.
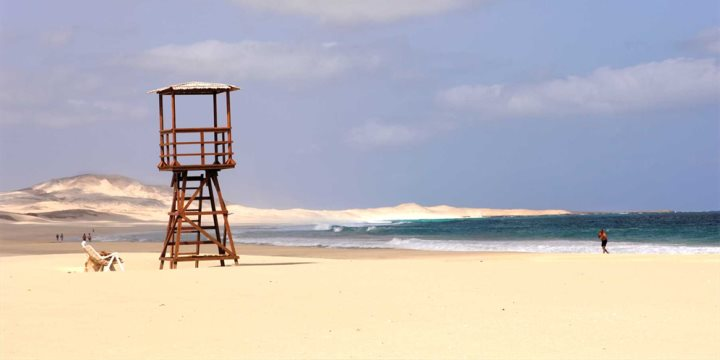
[207,171,226,266]
[211,173,238,265]
[160,172,179,270]
[159,169,239,269]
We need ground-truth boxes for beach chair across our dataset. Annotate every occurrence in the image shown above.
[82,241,125,272]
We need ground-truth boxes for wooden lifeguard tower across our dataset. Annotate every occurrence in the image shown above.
[149,82,240,269]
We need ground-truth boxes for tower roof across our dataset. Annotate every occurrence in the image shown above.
[148,81,240,95]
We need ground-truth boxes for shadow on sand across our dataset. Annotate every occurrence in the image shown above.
[234,261,316,267]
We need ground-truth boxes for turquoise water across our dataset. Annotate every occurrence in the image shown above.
[99,212,720,254]
[233,212,720,254]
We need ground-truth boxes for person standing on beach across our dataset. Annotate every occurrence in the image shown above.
[82,233,87,242]
[60,233,63,242]
[88,233,92,242]
[598,229,609,254]
[56,234,59,242]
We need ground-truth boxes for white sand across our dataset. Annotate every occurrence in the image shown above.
[1,251,718,359]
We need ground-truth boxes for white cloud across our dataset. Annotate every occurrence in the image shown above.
[229,0,483,24]
[437,58,720,119]
[687,27,720,54]
[348,120,428,148]
[129,40,380,81]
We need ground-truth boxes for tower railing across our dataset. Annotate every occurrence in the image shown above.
[158,126,234,170]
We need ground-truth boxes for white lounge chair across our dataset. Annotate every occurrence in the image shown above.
[82,241,125,272]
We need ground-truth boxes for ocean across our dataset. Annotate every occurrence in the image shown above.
[103,211,720,254]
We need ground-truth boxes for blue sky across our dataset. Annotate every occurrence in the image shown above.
[0,0,718,211]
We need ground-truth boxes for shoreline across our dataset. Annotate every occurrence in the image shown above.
[0,222,496,259]
[4,239,720,258]
[1,221,717,258]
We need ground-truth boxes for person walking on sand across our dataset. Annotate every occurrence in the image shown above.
[82,233,87,242]
[56,234,59,242]
[598,229,609,254]
[60,233,63,242]
[88,233,92,242]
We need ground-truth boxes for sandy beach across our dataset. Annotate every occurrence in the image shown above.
[3,0,720,358]
[1,224,719,360]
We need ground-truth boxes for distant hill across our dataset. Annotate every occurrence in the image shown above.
[27,174,170,203]
[0,174,572,224]
[0,174,170,222]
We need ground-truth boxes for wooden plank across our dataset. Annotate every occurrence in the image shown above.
[159,166,234,172]
[212,174,239,265]
[159,173,181,269]
[171,93,178,166]
[158,164,235,171]
[160,127,229,134]
[160,140,230,146]
[182,217,223,250]
[159,94,164,131]
[211,172,229,266]
[159,152,230,157]
[164,133,170,166]
[207,171,225,266]
[182,177,206,212]
[173,170,187,269]
[159,255,238,262]
[181,215,235,256]
[225,92,234,166]
[158,95,165,167]
[183,211,227,216]
[175,228,216,234]
[200,131,206,166]
[195,176,205,268]
[213,93,219,164]
[166,240,217,245]
[182,175,205,181]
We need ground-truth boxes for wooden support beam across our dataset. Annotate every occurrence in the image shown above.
[182,178,207,212]
[213,93,219,164]
[211,173,239,264]
[159,254,238,262]
[225,92,235,166]
[158,95,166,168]
[206,171,225,266]
[171,93,179,166]
[195,174,205,268]
[181,215,235,256]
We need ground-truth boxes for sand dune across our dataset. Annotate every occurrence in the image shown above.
[0,174,571,225]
